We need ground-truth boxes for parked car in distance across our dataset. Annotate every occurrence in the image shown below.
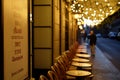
[96,33,102,38]
[102,34,108,38]
[108,32,117,39]
[117,32,120,40]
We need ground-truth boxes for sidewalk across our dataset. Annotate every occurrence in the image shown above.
[83,42,120,80]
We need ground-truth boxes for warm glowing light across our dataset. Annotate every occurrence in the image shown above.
[80,0,84,1]
[77,21,81,25]
[107,3,110,6]
[78,4,80,7]
[100,9,102,12]
[96,2,99,5]
[81,5,84,7]
[85,12,88,15]
[73,10,75,12]
[84,19,93,26]
[74,0,76,3]
[77,18,83,22]
[109,7,112,9]
[110,10,112,12]
[101,17,104,20]
[105,0,108,2]
[84,18,102,26]
[90,8,92,11]
[105,13,109,16]
[30,13,32,22]
[110,10,115,15]
[73,4,75,6]
[88,17,90,19]
[77,19,80,21]
[99,14,102,16]
[118,2,120,4]
[81,14,84,16]
[86,8,88,10]
[79,25,83,30]
[91,13,96,16]
[74,14,80,19]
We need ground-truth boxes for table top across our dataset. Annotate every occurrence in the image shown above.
[72,62,92,68]
[66,70,91,77]
[76,49,87,53]
[72,58,90,62]
[76,54,90,58]
[78,45,86,49]
[77,48,86,50]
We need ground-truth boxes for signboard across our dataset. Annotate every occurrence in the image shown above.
[3,0,29,80]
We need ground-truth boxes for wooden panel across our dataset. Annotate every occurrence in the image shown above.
[34,28,52,48]
[34,0,51,5]
[34,6,51,26]
[34,49,52,69]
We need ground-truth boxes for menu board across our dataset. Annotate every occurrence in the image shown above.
[3,0,28,80]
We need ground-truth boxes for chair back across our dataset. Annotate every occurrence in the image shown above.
[47,70,59,80]
[39,75,48,80]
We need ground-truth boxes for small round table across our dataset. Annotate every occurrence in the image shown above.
[71,62,92,68]
[76,53,90,58]
[78,45,86,49]
[72,58,90,63]
[76,49,87,53]
[66,70,91,80]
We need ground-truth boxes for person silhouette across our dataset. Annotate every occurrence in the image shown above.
[89,30,97,56]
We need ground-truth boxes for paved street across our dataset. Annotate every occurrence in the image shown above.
[96,38,120,71]
[82,40,120,80]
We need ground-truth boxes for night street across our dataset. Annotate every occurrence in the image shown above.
[96,38,120,72]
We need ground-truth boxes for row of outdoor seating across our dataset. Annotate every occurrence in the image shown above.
[39,41,93,80]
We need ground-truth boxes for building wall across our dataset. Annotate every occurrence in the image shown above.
[53,0,60,62]
[32,0,77,69]
[33,0,52,69]
[72,17,77,43]
[61,1,66,53]
[69,12,74,46]
[68,10,77,48]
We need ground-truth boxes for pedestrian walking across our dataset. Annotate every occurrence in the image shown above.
[89,30,97,56]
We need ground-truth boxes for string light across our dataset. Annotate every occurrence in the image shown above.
[70,0,83,13]
[104,0,108,2]
[69,0,119,26]
[96,2,99,5]
[118,2,120,4]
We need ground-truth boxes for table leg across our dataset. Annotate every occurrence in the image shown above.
[76,77,84,80]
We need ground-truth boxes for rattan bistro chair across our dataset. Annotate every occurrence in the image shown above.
[51,63,63,80]
[47,70,59,80]
[39,75,48,80]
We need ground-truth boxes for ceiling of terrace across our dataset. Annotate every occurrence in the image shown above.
[66,0,120,25]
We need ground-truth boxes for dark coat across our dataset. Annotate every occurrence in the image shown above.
[90,34,97,45]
